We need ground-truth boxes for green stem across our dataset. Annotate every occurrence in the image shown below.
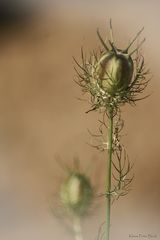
[73,216,84,240]
[105,109,113,240]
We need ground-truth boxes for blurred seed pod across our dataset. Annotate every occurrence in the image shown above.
[60,172,93,217]
[50,156,100,223]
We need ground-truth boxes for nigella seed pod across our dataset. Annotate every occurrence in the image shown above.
[60,172,93,216]
[74,21,149,112]
[95,50,134,95]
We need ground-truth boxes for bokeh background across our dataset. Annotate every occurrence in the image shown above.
[0,0,159,239]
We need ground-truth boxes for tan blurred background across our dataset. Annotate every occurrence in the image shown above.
[0,0,159,240]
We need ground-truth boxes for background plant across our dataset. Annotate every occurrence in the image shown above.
[51,157,96,240]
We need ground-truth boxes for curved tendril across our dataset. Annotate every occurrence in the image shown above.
[124,27,144,53]
[109,18,114,45]
[130,38,146,56]
[97,29,110,52]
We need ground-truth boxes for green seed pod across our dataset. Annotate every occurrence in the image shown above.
[60,172,93,216]
[74,22,149,113]
[95,50,134,95]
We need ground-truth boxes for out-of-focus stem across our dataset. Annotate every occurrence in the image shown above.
[105,108,113,240]
[73,217,84,240]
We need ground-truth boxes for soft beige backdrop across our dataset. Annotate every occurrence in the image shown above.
[0,1,159,240]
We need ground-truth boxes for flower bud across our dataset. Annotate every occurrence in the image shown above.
[95,51,134,95]
[60,173,93,216]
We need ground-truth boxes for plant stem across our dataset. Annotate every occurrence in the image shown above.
[73,216,84,240]
[105,108,113,240]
